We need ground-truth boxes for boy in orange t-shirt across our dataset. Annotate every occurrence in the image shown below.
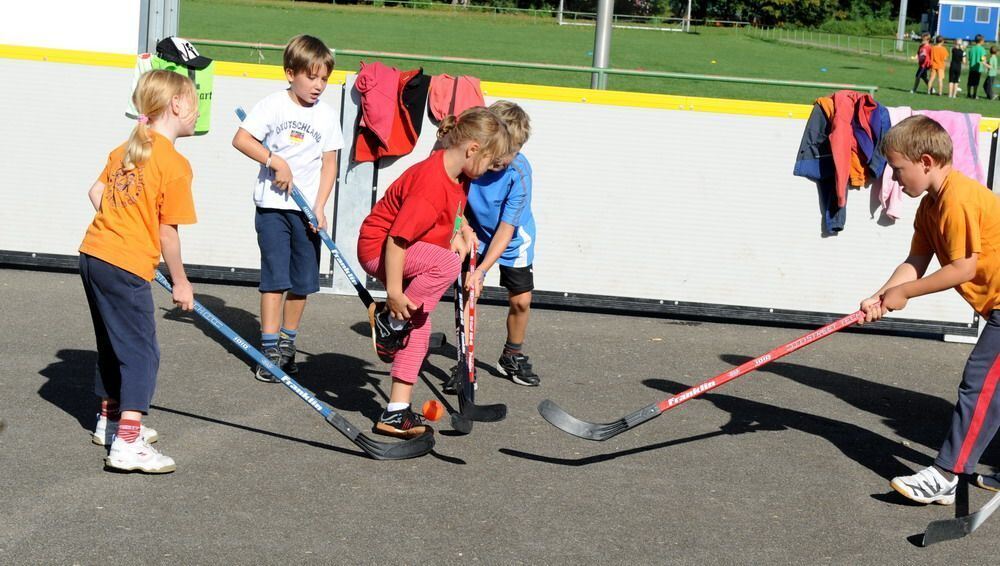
[929,35,949,95]
[79,70,198,474]
[860,115,1000,504]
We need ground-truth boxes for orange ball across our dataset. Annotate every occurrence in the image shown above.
[422,399,444,422]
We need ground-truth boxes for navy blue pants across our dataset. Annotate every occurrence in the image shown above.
[255,207,320,295]
[936,310,1000,473]
[79,253,159,413]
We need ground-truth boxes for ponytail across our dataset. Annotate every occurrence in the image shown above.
[435,107,510,160]
[123,69,197,170]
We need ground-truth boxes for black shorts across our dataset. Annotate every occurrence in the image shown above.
[950,67,962,83]
[478,255,534,294]
[499,264,534,294]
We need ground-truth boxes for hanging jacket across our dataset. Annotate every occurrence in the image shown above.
[354,68,431,162]
[830,90,879,206]
[915,110,985,185]
[428,74,485,121]
[876,106,913,220]
[355,61,400,148]
[793,99,845,233]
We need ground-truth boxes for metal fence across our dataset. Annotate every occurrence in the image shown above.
[191,37,877,94]
[349,0,749,29]
[745,26,919,61]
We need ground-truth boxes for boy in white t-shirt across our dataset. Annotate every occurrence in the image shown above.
[232,35,344,382]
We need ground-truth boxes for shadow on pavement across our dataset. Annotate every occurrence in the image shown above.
[643,377,933,479]
[720,354,1000,469]
[38,349,98,431]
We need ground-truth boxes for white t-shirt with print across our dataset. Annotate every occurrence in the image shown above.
[241,90,344,210]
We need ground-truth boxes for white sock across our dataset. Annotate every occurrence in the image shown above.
[386,402,409,412]
[388,316,407,331]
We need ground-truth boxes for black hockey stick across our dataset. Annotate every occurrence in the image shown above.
[154,271,434,460]
[923,489,1000,545]
[236,106,373,309]
[539,309,865,441]
[451,256,507,434]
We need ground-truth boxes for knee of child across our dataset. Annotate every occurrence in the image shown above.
[509,291,532,313]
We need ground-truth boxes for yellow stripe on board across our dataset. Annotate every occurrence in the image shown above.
[1,44,996,129]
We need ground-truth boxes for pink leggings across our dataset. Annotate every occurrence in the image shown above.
[361,242,461,384]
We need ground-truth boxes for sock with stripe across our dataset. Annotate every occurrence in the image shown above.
[261,332,279,350]
[279,327,298,343]
[117,419,142,443]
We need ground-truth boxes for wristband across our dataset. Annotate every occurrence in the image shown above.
[265,151,272,169]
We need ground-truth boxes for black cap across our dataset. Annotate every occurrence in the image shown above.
[156,37,213,70]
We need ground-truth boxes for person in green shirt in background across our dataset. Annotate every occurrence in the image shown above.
[966,34,987,99]
[986,46,999,100]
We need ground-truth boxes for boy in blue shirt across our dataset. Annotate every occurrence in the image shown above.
[461,101,540,387]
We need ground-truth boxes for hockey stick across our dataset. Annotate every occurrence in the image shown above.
[539,309,867,441]
[235,107,373,308]
[154,271,434,460]
[922,490,1000,545]
[451,256,507,434]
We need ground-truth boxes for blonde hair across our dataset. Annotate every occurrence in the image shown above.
[124,70,197,171]
[879,115,953,166]
[436,107,511,162]
[488,100,531,148]
[284,34,334,77]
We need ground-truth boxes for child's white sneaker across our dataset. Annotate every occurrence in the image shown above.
[104,436,175,473]
[891,466,957,505]
[91,415,158,446]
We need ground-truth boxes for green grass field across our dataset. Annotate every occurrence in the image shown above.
[181,0,1000,114]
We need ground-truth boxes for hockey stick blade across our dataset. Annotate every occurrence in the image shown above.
[922,490,1000,546]
[538,399,659,441]
[154,271,433,460]
[539,310,865,441]
[325,413,435,460]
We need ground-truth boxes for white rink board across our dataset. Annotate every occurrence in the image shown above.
[376,97,982,327]
[0,53,982,328]
[0,2,141,55]
[0,58,341,276]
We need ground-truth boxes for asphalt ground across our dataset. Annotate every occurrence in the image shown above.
[2,267,999,564]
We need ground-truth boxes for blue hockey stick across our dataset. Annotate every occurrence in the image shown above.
[154,271,433,460]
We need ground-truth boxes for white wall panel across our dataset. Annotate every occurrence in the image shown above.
[0,53,982,330]
[0,2,140,55]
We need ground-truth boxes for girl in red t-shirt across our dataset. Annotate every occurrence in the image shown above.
[357,107,510,438]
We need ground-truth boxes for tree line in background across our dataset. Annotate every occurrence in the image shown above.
[485,0,933,27]
[327,0,936,30]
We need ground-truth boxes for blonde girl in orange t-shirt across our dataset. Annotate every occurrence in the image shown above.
[79,70,199,474]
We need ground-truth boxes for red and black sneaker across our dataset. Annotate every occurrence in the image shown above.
[373,406,428,439]
[368,302,412,362]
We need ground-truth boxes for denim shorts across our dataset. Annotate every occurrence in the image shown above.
[255,207,321,295]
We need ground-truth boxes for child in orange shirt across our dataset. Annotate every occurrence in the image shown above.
[80,70,199,473]
[860,116,1000,503]
[929,35,949,95]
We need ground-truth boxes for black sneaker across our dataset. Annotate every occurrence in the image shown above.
[373,406,428,439]
[277,337,298,375]
[368,302,412,362]
[254,346,282,383]
[497,352,540,386]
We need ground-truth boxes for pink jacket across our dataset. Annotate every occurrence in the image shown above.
[916,110,985,185]
[356,61,401,147]
[428,74,485,121]
[876,106,912,220]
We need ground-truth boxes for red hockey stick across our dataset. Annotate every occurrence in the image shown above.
[539,309,868,440]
